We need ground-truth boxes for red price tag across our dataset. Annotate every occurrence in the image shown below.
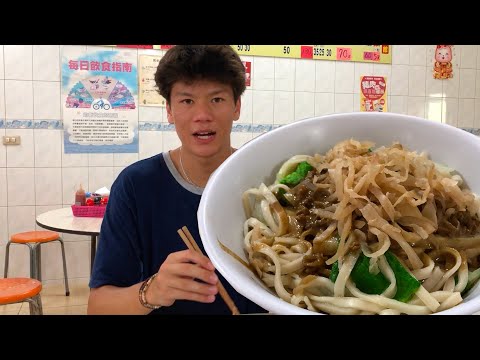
[336,47,352,61]
[363,51,380,61]
[301,46,313,59]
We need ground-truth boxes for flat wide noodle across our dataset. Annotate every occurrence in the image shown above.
[241,139,480,314]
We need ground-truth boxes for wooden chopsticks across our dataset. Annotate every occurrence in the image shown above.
[177,226,240,315]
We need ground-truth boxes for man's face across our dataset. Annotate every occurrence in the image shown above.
[166,80,241,158]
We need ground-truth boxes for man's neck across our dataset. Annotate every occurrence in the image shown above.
[174,147,233,188]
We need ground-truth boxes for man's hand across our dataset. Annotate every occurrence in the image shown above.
[146,249,219,307]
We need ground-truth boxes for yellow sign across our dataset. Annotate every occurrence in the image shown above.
[231,45,391,64]
[105,45,392,64]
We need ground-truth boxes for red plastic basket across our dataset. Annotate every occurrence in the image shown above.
[71,205,106,218]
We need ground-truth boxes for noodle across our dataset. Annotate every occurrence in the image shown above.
[242,139,480,314]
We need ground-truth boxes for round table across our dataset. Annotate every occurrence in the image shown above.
[36,207,103,272]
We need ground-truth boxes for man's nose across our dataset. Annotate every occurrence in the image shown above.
[192,101,213,121]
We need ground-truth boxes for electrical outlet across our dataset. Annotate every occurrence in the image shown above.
[2,135,21,145]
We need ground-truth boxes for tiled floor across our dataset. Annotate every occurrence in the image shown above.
[0,278,89,315]
[1,278,479,315]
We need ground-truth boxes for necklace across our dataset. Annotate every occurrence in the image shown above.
[179,147,198,187]
[179,146,234,187]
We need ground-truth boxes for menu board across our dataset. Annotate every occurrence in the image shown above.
[231,45,391,64]
[110,45,391,64]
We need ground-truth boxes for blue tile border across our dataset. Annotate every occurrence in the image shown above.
[233,123,282,133]
[4,119,64,130]
[138,122,176,131]
[1,119,479,138]
[163,123,175,131]
[232,123,252,132]
[34,120,64,129]
[137,122,281,133]
[6,120,34,129]
[138,122,163,131]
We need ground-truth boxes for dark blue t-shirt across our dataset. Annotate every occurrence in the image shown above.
[89,152,266,315]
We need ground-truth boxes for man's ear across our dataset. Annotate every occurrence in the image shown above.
[233,97,241,121]
[166,102,174,124]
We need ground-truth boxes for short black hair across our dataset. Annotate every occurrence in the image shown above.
[154,45,246,104]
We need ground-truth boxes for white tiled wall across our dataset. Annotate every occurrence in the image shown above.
[1,45,479,283]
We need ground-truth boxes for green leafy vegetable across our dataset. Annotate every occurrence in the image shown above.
[330,261,339,282]
[384,251,421,302]
[295,161,314,178]
[350,253,390,294]
[279,161,314,187]
[329,250,420,303]
[462,268,480,296]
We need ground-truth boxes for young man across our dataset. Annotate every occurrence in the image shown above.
[87,45,266,315]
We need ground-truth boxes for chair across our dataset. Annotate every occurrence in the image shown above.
[4,230,70,296]
[0,278,43,315]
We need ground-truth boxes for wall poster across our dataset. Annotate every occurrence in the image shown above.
[139,54,166,106]
[62,47,139,153]
[360,76,387,112]
[243,61,251,87]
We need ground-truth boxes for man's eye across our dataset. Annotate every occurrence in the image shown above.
[212,97,224,103]
[181,99,193,104]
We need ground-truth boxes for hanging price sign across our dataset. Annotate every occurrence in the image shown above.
[231,45,391,64]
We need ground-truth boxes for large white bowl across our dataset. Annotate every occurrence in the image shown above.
[198,112,480,315]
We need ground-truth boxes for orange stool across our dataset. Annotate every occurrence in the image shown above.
[0,278,43,314]
[4,231,70,296]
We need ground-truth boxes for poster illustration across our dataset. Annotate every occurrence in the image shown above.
[360,76,387,112]
[62,47,138,153]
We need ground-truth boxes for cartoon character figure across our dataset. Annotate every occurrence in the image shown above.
[373,100,383,112]
[433,45,453,79]
[73,98,84,108]
[89,79,100,90]
[364,100,373,111]
[101,77,112,89]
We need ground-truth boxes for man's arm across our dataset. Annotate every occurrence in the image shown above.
[88,249,219,314]
[88,283,150,315]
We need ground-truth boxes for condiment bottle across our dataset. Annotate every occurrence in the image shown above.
[75,184,86,206]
